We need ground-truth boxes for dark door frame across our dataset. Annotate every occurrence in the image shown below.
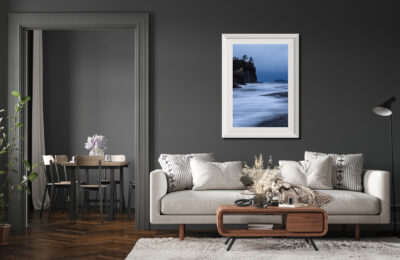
[8,13,149,231]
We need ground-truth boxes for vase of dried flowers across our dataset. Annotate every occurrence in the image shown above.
[85,134,107,156]
[242,154,280,208]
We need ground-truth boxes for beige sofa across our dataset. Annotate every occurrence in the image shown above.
[150,169,391,240]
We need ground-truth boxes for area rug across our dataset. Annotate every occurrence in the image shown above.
[126,236,400,260]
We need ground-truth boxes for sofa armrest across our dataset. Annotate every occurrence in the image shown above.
[150,169,168,224]
[364,169,390,223]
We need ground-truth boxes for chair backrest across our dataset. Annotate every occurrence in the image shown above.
[42,155,55,166]
[42,155,55,184]
[55,155,68,163]
[111,155,126,162]
[75,155,103,185]
[75,155,103,166]
[55,155,69,181]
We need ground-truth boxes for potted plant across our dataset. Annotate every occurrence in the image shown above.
[0,91,39,245]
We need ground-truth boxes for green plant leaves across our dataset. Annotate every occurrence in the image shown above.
[11,91,20,97]
[0,150,6,155]
[20,96,31,105]
[23,160,31,170]
[16,122,23,128]
[0,170,5,175]
[32,163,40,170]
[29,172,38,182]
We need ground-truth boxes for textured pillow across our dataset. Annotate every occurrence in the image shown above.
[158,153,214,192]
[304,151,364,191]
[279,156,333,189]
[190,159,245,191]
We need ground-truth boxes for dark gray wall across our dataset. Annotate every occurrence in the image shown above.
[43,29,135,202]
[2,0,399,220]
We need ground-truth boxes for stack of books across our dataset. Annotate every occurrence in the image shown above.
[248,224,274,230]
[278,203,308,208]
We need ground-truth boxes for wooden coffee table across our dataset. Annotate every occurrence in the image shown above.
[216,205,328,251]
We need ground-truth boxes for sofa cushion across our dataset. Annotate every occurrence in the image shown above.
[190,159,245,191]
[161,189,380,215]
[279,156,333,189]
[317,190,379,215]
[161,190,252,215]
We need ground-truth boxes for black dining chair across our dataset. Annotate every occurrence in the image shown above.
[75,155,109,224]
[100,155,125,212]
[54,155,85,212]
[40,155,72,219]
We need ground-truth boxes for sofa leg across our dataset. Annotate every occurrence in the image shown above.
[342,224,347,236]
[179,224,185,241]
[355,224,360,241]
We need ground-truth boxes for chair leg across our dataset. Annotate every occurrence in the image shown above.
[95,191,99,213]
[40,186,48,219]
[81,190,85,220]
[127,185,132,219]
[114,187,117,211]
[48,186,55,219]
[179,224,185,240]
[355,224,360,240]
[61,188,67,213]
[53,189,59,215]
[99,188,104,224]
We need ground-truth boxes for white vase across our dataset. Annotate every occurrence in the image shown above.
[89,145,104,156]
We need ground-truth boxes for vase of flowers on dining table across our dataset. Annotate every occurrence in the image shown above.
[85,134,107,156]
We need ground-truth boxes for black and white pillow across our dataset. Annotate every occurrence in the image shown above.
[304,151,364,191]
[158,153,214,192]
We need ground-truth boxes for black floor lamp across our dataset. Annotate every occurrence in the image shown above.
[373,96,397,235]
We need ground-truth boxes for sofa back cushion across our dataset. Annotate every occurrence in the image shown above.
[190,159,245,191]
[158,153,214,192]
[305,151,364,191]
[279,156,333,189]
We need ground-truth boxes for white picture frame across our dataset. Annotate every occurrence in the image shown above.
[222,34,299,138]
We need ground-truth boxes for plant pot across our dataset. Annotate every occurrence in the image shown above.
[253,193,268,209]
[0,223,11,245]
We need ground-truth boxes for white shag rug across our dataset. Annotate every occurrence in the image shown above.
[126,237,400,260]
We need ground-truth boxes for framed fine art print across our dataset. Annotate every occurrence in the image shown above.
[222,34,299,138]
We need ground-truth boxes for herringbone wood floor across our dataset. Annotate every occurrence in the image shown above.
[0,209,390,259]
[0,210,204,259]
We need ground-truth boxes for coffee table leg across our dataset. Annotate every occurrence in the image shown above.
[308,238,318,251]
[225,237,231,245]
[305,238,310,244]
[226,237,236,251]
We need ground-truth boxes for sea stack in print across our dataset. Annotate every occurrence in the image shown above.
[232,44,288,127]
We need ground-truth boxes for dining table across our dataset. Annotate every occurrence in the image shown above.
[58,160,131,222]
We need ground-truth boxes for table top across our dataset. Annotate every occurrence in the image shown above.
[217,205,326,214]
[58,161,131,167]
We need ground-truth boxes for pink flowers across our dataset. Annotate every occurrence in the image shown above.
[85,134,107,151]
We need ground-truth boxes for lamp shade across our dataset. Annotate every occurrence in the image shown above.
[373,97,396,116]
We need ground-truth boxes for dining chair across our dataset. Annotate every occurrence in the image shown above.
[100,155,125,211]
[75,155,108,224]
[40,155,72,219]
[127,180,136,219]
[54,155,85,211]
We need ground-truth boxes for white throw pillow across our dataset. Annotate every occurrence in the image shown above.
[279,156,333,189]
[190,159,245,191]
